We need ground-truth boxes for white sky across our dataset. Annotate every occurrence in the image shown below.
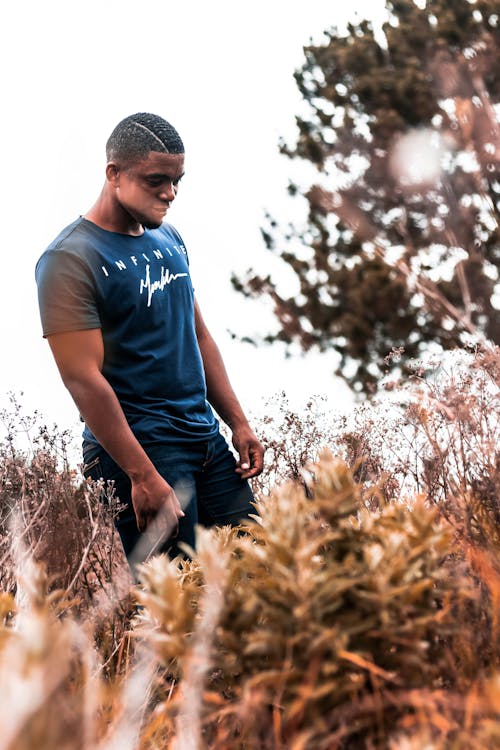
[0,0,386,448]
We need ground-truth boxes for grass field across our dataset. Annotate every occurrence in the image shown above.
[1,345,499,749]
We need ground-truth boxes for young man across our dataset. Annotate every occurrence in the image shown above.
[36,112,264,565]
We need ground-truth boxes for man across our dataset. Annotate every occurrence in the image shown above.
[36,112,264,565]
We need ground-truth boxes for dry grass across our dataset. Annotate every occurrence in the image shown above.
[0,346,499,748]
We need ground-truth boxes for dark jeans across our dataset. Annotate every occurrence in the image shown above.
[83,431,255,566]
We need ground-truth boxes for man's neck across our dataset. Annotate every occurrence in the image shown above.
[85,190,144,237]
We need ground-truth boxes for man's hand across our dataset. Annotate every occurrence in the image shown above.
[131,469,185,535]
[232,425,265,480]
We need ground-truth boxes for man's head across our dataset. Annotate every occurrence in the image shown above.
[105,113,185,230]
[106,112,184,166]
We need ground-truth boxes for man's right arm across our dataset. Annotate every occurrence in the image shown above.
[47,328,184,533]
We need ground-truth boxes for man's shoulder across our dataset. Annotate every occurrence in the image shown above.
[45,217,91,251]
[35,218,99,280]
[38,217,96,264]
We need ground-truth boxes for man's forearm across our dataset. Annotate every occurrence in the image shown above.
[63,371,155,480]
[199,333,265,477]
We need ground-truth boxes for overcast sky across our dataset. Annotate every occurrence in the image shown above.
[0,0,386,448]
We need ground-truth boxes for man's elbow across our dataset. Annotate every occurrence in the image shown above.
[58,367,104,399]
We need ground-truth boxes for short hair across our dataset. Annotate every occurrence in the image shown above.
[106,112,184,164]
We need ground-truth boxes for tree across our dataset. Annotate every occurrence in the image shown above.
[232,0,500,394]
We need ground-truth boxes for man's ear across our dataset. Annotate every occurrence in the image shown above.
[105,162,120,185]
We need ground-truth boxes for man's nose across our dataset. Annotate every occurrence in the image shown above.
[159,182,176,201]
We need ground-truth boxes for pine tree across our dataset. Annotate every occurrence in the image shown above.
[232,0,500,394]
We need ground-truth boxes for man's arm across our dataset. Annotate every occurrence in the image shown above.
[47,328,184,533]
[194,300,265,479]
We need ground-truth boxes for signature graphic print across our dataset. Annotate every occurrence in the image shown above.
[139,264,188,307]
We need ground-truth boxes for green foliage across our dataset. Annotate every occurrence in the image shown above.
[233,0,500,394]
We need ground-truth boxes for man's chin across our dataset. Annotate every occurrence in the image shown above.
[142,218,163,230]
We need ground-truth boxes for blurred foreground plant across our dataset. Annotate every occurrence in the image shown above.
[136,452,469,749]
[0,559,102,750]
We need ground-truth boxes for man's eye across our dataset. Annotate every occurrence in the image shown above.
[146,177,182,187]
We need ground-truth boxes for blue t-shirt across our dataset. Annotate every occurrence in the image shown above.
[35,217,219,448]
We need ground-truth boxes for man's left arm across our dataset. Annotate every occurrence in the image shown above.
[194,300,265,479]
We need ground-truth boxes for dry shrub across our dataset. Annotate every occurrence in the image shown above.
[0,345,499,748]
[256,346,500,534]
[135,452,468,750]
[389,674,500,749]
[250,394,340,496]
[338,347,500,692]
[132,345,500,749]
[0,395,134,675]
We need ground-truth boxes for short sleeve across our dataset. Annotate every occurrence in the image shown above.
[35,249,101,337]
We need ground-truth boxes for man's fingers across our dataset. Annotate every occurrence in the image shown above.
[238,449,250,471]
[235,443,265,479]
[137,492,184,532]
[251,445,264,472]
[239,466,260,479]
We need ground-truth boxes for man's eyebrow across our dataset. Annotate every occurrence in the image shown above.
[146,171,185,179]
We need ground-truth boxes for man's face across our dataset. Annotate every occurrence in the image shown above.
[113,151,185,229]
